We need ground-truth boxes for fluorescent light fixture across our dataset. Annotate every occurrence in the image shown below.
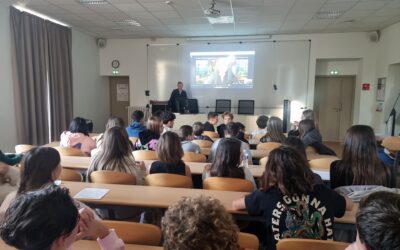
[190,51,255,57]
[13,5,69,27]
[187,35,272,41]
[114,19,141,26]
[77,0,108,5]
[314,10,345,19]
[207,16,234,24]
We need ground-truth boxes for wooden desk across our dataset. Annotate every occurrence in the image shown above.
[0,240,162,250]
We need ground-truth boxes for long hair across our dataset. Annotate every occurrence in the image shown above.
[18,147,61,194]
[157,131,184,164]
[298,119,315,139]
[261,146,314,195]
[301,109,319,130]
[263,116,286,143]
[105,116,125,130]
[210,138,245,179]
[147,116,162,135]
[87,127,136,181]
[337,125,388,186]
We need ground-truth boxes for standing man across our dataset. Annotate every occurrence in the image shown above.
[168,81,188,113]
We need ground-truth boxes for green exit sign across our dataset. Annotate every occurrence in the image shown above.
[112,69,119,75]
[330,70,339,75]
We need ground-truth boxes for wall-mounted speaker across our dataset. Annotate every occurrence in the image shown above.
[96,38,107,48]
[368,30,380,43]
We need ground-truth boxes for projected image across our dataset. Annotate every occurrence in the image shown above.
[190,51,255,89]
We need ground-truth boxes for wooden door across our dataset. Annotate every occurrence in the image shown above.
[109,76,130,125]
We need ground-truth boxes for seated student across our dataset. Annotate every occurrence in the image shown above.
[204,112,219,132]
[192,122,213,142]
[252,115,269,139]
[179,125,201,153]
[162,196,239,250]
[126,110,146,138]
[0,186,124,250]
[60,117,96,156]
[209,122,252,164]
[288,109,319,137]
[203,138,257,190]
[96,116,125,149]
[150,131,191,178]
[217,112,234,138]
[0,152,22,204]
[136,116,163,150]
[161,111,176,134]
[345,191,400,250]
[0,147,97,219]
[233,146,353,250]
[236,122,249,144]
[330,125,390,189]
[299,119,323,148]
[260,116,286,143]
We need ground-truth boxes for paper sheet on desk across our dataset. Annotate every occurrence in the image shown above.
[74,188,109,200]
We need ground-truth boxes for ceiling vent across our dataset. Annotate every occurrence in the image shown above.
[314,10,345,19]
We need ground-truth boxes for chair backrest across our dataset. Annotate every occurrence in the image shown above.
[15,144,35,154]
[238,232,259,250]
[309,157,339,171]
[259,156,268,166]
[382,136,400,151]
[182,152,206,163]
[238,100,255,115]
[255,134,264,140]
[129,137,138,145]
[202,131,220,139]
[192,140,213,148]
[145,173,192,188]
[54,146,86,156]
[133,150,158,161]
[59,168,82,182]
[215,99,231,114]
[203,177,253,192]
[102,220,161,246]
[187,98,199,114]
[276,238,349,250]
[256,142,281,151]
[306,146,317,154]
[90,170,136,185]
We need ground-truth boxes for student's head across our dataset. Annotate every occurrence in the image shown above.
[340,125,388,186]
[177,81,183,91]
[157,131,183,164]
[236,122,245,132]
[207,112,219,125]
[147,116,162,135]
[225,122,240,137]
[102,126,132,157]
[179,125,194,141]
[18,147,61,194]
[105,116,125,130]
[192,122,204,137]
[68,117,89,136]
[256,115,269,129]
[222,112,234,125]
[266,116,286,142]
[301,109,318,129]
[153,110,164,118]
[298,119,315,139]
[131,110,144,124]
[0,186,79,250]
[355,191,400,250]
[162,112,176,128]
[282,137,307,160]
[162,196,239,250]
[210,138,244,179]
[261,146,314,195]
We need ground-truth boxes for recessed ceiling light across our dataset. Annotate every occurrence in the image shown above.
[343,19,355,23]
[314,10,345,19]
[114,19,142,26]
[208,16,234,24]
[77,0,108,5]
[165,1,172,4]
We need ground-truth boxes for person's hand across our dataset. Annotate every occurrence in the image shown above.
[78,219,110,240]
[136,161,146,171]
[76,208,96,240]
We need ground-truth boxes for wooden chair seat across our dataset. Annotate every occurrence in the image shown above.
[382,136,400,151]
[101,220,161,246]
[145,173,192,188]
[276,238,349,250]
[238,232,259,250]
[192,140,213,148]
[129,137,138,145]
[15,144,35,154]
[256,142,281,151]
[54,146,86,157]
[203,177,253,192]
[133,150,158,161]
[259,156,268,166]
[202,131,219,139]
[90,170,136,185]
[59,168,82,182]
[309,157,339,171]
[182,152,207,163]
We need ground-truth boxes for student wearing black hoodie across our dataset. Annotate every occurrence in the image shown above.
[299,119,322,148]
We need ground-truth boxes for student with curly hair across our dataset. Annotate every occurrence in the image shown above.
[162,195,239,250]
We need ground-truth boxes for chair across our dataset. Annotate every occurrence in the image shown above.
[192,140,213,148]
[256,142,281,151]
[15,144,36,154]
[215,99,231,114]
[203,177,253,192]
[238,232,259,250]
[306,146,317,154]
[187,98,199,114]
[145,173,192,188]
[90,170,136,185]
[129,137,138,145]
[276,238,349,250]
[54,147,86,157]
[59,168,82,182]
[309,157,339,171]
[259,156,268,166]
[182,152,206,163]
[133,150,158,161]
[101,220,161,246]
[238,100,255,115]
[202,131,220,139]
